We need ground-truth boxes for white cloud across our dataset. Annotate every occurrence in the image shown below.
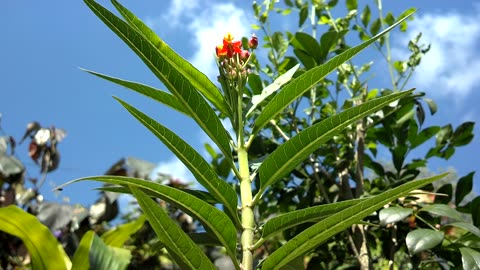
[155,156,194,183]
[393,10,480,103]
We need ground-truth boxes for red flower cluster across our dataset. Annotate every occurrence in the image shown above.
[216,33,243,58]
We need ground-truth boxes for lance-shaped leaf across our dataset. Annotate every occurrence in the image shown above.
[115,98,239,225]
[0,206,69,270]
[72,231,131,270]
[246,64,300,117]
[252,11,415,135]
[110,0,230,118]
[101,215,146,247]
[460,247,480,270]
[59,176,239,269]
[83,0,233,162]
[258,90,413,193]
[260,198,367,240]
[82,69,189,116]
[261,173,448,270]
[130,186,217,270]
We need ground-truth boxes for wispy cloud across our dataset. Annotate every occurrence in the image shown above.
[155,156,194,183]
[393,9,480,103]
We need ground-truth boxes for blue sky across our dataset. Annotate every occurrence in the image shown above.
[2,0,479,208]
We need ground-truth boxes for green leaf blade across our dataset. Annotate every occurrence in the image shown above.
[252,10,415,135]
[83,0,233,162]
[101,215,146,247]
[460,247,480,270]
[110,0,231,118]
[259,90,413,192]
[261,173,448,270]
[115,98,239,226]
[130,186,217,270]
[406,229,444,255]
[0,206,69,270]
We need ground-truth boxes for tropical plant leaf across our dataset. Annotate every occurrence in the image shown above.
[455,172,474,205]
[83,0,233,162]
[130,186,217,270]
[101,215,146,247]
[246,64,300,117]
[379,206,413,225]
[261,173,448,270]
[406,228,444,255]
[258,90,413,193]
[252,11,415,135]
[420,204,463,221]
[260,198,367,240]
[115,98,239,225]
[58,175,238,268]
[82,69,189,115]
[110,0,230,118]
[0,206,69,270]
[446,222,480,239]
[459,247,480,270]
[72,230,131,270]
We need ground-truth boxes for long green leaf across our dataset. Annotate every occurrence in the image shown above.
[101,215,146,247]
[59,175,239,269]
[261,198,367,240]
[130,186,217,270]
[72,230,131,270]
[259,90,413,193]
[110,0,231,118]
[460,247,480,270]
[261,173,448,270]
[0,206,69,270]
[83,0,233,162]
[252,11,415,135]
[82,69,189,115]
[115,97,239,225]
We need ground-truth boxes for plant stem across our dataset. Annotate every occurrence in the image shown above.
[239,146,254,270]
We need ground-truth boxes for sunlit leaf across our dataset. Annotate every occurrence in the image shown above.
[115,98,239,225]
[406,229,444,255]
[0,206,69,270]
[83,0,233,162]
[420,204,463,221]
[130,186,217,270]
[379,206,413,225]
[252,11,415,135]
[101,215,146,247]
[258,90,413,193]
[460,247,480,269]
[261,173,447,270]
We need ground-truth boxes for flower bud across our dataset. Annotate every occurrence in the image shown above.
[248,34,258,49]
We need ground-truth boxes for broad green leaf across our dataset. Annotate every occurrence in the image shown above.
[446,222,480,239]
[72,231,131,270]
[261,198,367,240]
[130,186,217,270]
[101,215,146,247]
[60,175,238,268]
[379,206,413,225]
[246,64,300,117]
[346,0,357,11]
[460,247,480,270]
[188,232,222,246]
[361,5,371,27]
[110,0,230,118]
[294,32,322,63]
[456,172,474,205]
[252,10,415,135]
[0,206,69,270]
[83,0,233,162]
[406,229,444,255]
[261,173,447,270]
[420,204,463,221]
[115,98,239,225]
[258,90,413,193]
[82,69,189,116]
[411,126,440,149]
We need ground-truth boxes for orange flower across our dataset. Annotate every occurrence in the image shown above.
[216,33,242,58]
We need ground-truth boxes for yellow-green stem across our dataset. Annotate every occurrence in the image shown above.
[239,146,254,269]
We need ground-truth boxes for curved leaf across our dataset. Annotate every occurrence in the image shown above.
[82,69,189,116]
[0,206,69,270]
[261,198,367,240]
[101,215,146,247]
[130,186,217,270]
[252,11,415,135]
[83,0,233,162]
[110,0,230,118]
[446,222,480,239]
[258,90,413,193]
[115,98,239,225]
[72,230,131,270]
[261,173,448,270]
[379,206,413,225]
[406,229,444,255]
[60,175,238,269]
[420,204,463,221]
[460,247,480,270]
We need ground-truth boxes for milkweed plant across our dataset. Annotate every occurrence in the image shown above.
[59,1,448,269]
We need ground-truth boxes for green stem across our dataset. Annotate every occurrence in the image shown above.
[376,0,397,91]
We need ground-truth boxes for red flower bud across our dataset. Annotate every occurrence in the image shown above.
[248,34,258,49]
